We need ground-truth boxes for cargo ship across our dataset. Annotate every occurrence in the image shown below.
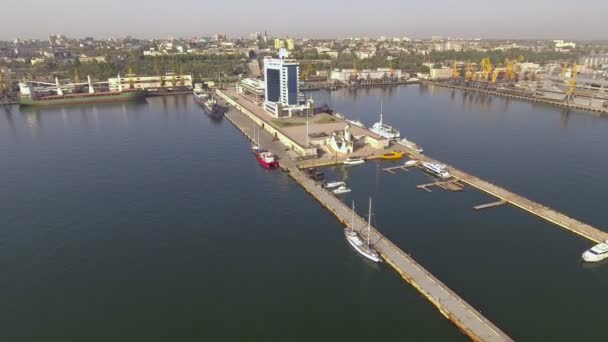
[18,81,144,107]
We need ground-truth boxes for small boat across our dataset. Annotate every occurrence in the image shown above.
[324,181,346,189]
[404,160,418,167]
[344,199,381,263]
[369,102,400,140]
[421,162,451,179]
[400,137,423,153]
[332,185,351,195]
[582,241,608,262]
[344,156,365,166]
[381,151,404,160]
[346,119,365,128]
[257,151,279,168]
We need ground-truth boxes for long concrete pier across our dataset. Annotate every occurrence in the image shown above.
[395,147,608,244]
[219,95,513,342]
[423,81,608,115]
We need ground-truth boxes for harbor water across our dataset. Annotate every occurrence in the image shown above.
[1,85,607,340]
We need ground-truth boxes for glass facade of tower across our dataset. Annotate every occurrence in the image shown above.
[286,65,298,105]
[265,68,280,102]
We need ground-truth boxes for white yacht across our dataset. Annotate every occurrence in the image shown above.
[404,160,418,167]
[369,103,400,140]
[324,181,346,189]
[344,156,365,166]
[400,137,423,153]
[344,199,381,263]
[332,185,351,195]
[582,241,608,262]
[422,162,451,180]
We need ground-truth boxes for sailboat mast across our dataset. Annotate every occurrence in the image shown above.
[367,197,372,247]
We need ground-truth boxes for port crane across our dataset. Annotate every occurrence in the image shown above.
[453,62,459,80]
[565,63,577,103]
[481,57,493,81]
[0,71,5,94]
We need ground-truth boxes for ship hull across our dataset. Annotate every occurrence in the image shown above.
[19,91,144,107]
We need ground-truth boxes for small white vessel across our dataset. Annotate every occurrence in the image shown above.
[369,102,400,140]
[400,137,423,153]
[324,181,346,189]
[344,156,365,165]
[332,185,351,195]
[404,160,418,167]
[344,199,382,263]
[582,241,608,262]
[422,162,451,180]
[343,156,365,166]
[346,119,365,128]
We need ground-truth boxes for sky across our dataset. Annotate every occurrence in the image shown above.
[2,0,607,41]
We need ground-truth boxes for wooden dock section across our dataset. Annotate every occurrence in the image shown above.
[221,101,513,342]
[474,200,508,210]
[383,164,415,174]
[417,179,464,192]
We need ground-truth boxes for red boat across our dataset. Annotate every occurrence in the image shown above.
[256,150,279,168]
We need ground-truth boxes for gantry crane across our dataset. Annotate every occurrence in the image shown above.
[565,63,577,103]
[505,59,516,82]
[453,62,459,80]
[127,66,135,89]
[465,61,474,81]
[481,57,493,81]
[302,64,312,81]
[389,60,395,79]
[0,71,5,94]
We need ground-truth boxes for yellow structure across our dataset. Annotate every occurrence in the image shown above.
[381,151,404,160]
[274,39,285,49]
[566,63,577,101]
[481,57,493,81]
[285,38,295,50]
[505,59,515,81]
[465,61,474,81]
[0,71,4,94]
[453,62,459,80]
[561,63,568,77]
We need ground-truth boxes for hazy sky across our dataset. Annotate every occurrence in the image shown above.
[2,0,607,40]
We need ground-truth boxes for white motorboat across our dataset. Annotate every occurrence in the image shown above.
[344,199,381,263]
[324,181,346,189]
[369,102,400,140]
[582,241,608,262]
[332,185,351,195]
[346,119,365,128]
[421,162,451,180]
[343,156,365,166]
[404,160,418,167]
[400,137,423,153]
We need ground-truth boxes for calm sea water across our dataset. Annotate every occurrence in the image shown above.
[1,85,607,341]
[0,96,460,341]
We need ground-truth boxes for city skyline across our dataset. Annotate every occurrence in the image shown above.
[2,0,607,41]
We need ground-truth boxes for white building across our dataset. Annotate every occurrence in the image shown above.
[554,40,576,49]
[108,74,193,91]
[429,68,453,80]
[263,50,312,117]
[330,68,403,82]
[236,77,265,103]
